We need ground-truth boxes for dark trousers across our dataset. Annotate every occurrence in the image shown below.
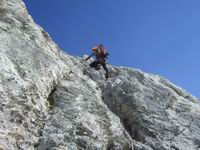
[90,61,109,78]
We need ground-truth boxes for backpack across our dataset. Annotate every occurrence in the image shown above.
[98,47,109,59]
[92,46,109,61]
[99,47,107,55]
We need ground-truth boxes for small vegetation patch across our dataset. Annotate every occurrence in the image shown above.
[47,87,56,110]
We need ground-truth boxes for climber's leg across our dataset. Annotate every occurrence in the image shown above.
[90,61,101,70]
[101,62,109,79]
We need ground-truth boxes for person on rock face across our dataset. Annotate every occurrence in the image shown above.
[84,44,109,79]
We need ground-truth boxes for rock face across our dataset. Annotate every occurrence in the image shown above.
[103,68,200,150]
[0,0,71,149]
[0,0,200,150]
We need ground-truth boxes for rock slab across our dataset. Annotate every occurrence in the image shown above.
[0,0,200,150]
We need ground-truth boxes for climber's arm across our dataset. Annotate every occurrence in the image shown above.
[85,53,94,61]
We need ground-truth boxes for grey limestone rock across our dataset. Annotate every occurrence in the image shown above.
[0,0,200,150]
[0,0,71,149]
[103,68,200,150]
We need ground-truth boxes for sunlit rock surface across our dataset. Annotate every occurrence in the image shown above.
[103,68,200,150]
[0,0,200,150]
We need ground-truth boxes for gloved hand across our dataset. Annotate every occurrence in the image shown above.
[84,57,88,62]
[82,55,89,62]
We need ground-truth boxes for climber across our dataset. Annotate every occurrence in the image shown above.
[84,44,109,79]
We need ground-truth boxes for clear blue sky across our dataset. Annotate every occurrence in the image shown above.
[23,0,199,99]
